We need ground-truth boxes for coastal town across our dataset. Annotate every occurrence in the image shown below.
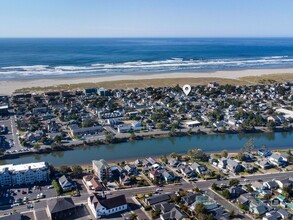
[0,81,293,158]
[0,82,293,219]
[0,147,293,220]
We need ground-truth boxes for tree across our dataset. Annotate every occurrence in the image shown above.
[222,189,231,199]
[194,203,207,216]
[229,210,235,218]
[105,132,114,143]
[128,213,137,220]
[211,183,218,190]
[221,149,228,158]
[59,165,71,175]
[72,165,83,178]
[229,179,240,187]
[33,144,40,151]
[266,121,276,131]
[155,122,166,130]
[54,135,62,143]
[263,194,272,201]
[237,148,246,161]
[188,148,209,162]
[82,118,94,128]
[52,179,62,195]
[151,210,161,219]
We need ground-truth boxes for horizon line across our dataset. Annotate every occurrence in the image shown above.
[1,36,293,39]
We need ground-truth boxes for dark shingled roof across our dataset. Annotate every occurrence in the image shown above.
[47,197,75,214]
[98,195,127,209]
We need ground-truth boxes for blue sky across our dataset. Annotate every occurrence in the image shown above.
[1,0,293,37]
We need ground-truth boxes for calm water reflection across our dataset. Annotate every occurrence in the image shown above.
[1,132,292,166]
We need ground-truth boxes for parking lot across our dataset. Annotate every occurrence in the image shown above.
[0,184,57,207]
[0,116,31,155]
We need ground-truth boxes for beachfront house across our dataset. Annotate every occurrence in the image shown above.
[226,158,242,173]
[190,162,208,175]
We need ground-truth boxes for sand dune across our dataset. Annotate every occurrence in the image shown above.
[1,68,293,95]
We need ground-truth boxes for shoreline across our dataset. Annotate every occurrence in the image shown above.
[0,67,293,95]
[62,146,293,168]
[1,129,292,166]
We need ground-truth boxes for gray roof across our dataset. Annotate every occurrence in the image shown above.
[98,195,127,209]
[47,197,75,214]
[93,159,110,170]
[0,213,21,220]
[270,153,281,160]
[227,158,239,168]
[160,207,187,220]
[146,193,174,205]
[58,175,73,188]
[182,192,198,205]
[152,202,175,213]
[277,208,291,218]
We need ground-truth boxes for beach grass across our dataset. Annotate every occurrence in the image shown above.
[13,73,293,94]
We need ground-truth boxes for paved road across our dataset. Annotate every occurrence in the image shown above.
[207,189,252,220]
[2,171,293,219]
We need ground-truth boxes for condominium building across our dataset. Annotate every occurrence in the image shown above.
[92,159,111,181]
[0,162,49,186]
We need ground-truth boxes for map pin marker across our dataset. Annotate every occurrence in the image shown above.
[182,84,191,96]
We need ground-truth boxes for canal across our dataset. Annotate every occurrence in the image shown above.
[1,132,292,166]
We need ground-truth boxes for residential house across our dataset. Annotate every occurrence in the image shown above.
[229,186,245,198]
[251,181,264,191]
[190,162,208,175]
[269,153,287,166]
[277,209,292,219]
[58,175,74,192]
[152,202,175,214]
[263,211,281,220]
[149,170,161,180]
[124,165,137,175]
[275,178,292,189]
[160,207,187,220]
[180,166,195,178]
[83,175,104,191]
[237,193,255,206]
[161,170,175,182]
[256,160,272,169]
[249,202,268,215]
[181,193,198,206]
[263,180,279,190]
[258,149,272,157]
[145,193,174,206]
[218,158,227,169]
[226,158,242,173]
[134,160,143,167]
[168,158,179,167]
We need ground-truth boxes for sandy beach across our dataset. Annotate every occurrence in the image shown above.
[1,67,293,95]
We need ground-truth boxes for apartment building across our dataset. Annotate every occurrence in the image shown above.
[0,162,49,186]
[92,159,111,181]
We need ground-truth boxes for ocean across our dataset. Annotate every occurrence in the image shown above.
[1,38,293,79]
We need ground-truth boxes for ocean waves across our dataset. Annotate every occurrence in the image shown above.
[1,56,293,79]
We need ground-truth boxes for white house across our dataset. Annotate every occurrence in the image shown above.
[88,194,127,218]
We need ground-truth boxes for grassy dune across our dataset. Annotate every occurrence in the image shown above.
[14,73,293,93]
